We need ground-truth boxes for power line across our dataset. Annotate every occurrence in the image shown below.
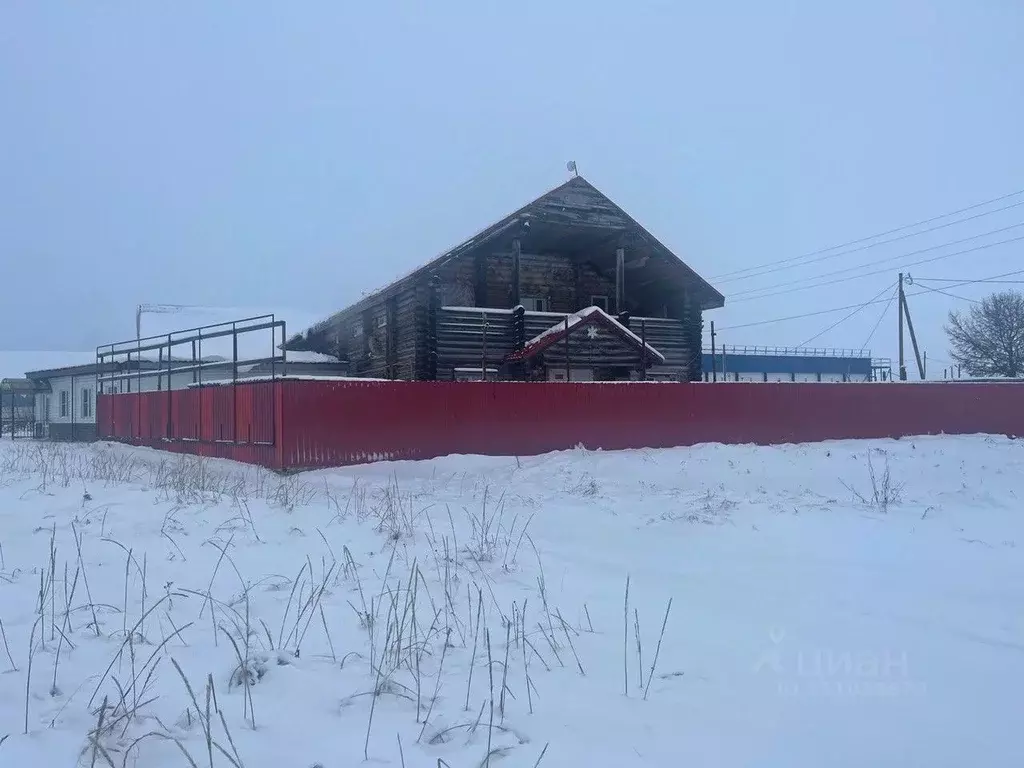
[721,293,896,332]
[726,230,1024,304]
[863,285,899,348]
[711,188,1024,282]
[728,220,1024,300]
[719,200,1024,286]
[718,266,1024,332]
[798,282,895,348]
[911,277,1024,285]
[912,281,980,304]
[916,267,1024,291]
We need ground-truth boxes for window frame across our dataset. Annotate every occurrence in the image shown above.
[522,296,550,313]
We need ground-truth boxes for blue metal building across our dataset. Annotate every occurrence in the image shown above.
[701,346,890,382]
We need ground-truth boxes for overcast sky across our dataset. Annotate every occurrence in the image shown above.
[3,1,1022,376]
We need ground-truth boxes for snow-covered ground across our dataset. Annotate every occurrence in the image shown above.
[0,436,1021,767]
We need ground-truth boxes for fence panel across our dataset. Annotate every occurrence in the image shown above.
[100,380,1024,471]
[278,381,1024,469]
[96,382,281,468]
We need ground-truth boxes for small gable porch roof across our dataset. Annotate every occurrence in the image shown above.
[505,306,666,365]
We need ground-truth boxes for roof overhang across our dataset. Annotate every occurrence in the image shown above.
[505,306,667,365]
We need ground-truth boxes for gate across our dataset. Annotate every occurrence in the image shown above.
[0,378,40,439]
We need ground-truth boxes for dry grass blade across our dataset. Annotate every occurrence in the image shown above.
[643,597,674,701]
[0,617,17,672]
[485,629,494,766]
[88,695,110,768]
[623,574,630,696]
[555,608,585,676]
[533,742,550,767]
[88,594,174,709]
[24,615,42,734]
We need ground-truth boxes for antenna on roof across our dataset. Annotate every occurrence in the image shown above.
[566,160,579,178]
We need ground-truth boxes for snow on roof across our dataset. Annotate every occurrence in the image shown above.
[510,306,667,363]
[134,306,339,364]
[1,350,97,379]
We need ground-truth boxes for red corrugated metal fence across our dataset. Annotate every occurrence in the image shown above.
[98,380,1024,471]
[97,382,281,468]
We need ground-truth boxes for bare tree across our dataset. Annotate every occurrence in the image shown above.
[945,290,1024,378]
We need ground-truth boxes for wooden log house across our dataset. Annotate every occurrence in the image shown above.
[286,176,725,382]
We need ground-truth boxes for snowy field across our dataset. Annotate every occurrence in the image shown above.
[0,436,1021,767]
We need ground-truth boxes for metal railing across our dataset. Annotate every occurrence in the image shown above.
[702,345,871,359]
[95,314,290,447]
[96,314,288,392]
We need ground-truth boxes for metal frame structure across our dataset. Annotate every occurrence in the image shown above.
[96,314,288,446]
[0,378,39,439]
[707,344,871,358]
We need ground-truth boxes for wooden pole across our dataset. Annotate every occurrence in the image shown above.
[564,316,571,382]
[898,273,907,381]
[636,319,645,380]
[710,320,717,383]
[511,238,522,309]
[902,290,925,380]
[615,248,625,314]
[482,313,488,382]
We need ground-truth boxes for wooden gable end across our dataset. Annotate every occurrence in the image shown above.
[524,178,630,230]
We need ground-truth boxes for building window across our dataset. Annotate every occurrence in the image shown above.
[590,296,610,312]
[81,388,93,419]
[41,395,50,421]
[59,390,69,418]
[522,297,549,312]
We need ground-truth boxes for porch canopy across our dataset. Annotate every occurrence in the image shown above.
[504,306,666,368]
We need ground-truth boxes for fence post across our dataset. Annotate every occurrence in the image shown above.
[233,323,238,444]
[166,334,173,440]
[564,316,571,382]
[640,318,648,381]
[482,312,488,381]
[511,305,526,380]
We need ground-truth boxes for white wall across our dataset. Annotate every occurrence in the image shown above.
[42,374,97,425]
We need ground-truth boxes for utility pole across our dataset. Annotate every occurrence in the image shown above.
[898,274,906,381]
[897,273,926,380]
[710,321,717,383]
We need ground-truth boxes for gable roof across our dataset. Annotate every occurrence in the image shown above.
[24,360,158,380]
[505,306,666,364]
[301,176,723,339]
[1,350,96,380]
